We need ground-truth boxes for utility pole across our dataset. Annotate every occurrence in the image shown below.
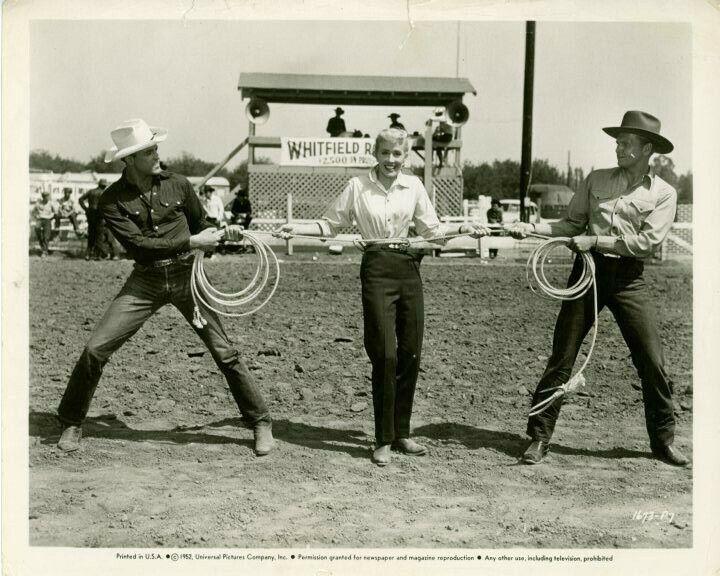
[519,21,536,223]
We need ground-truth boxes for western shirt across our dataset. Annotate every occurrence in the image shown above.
[534,167,677,258]
[99,170,213,264]
[319,167,451,240]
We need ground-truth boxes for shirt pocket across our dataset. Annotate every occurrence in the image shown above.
[589,187,616,218]
[625,196,655,227]
[117,200,145,225]
[156,198,184,223]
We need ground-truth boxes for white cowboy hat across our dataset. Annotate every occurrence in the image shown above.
[104,119,168,163]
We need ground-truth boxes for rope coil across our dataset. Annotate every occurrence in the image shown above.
[525,235,598,417]
[190,231,280,328]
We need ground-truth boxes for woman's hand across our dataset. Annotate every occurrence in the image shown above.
[504,222,535,239]
[273,223,296,240]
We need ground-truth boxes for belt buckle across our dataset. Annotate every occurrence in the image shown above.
[387,239,410,252]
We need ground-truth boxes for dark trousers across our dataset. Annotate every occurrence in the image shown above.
[58,261,270,427]
[35,218,54,254]
[526,252,675,447]
[361,250,424,445]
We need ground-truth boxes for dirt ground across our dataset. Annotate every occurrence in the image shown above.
[28,250,693,549]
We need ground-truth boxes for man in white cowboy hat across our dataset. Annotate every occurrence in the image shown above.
[326,107,347,137]
[507,110,689,467]
[56,119,274,456]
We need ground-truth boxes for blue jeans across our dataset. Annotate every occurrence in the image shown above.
[58,260,270,426]
[361,250,424,445]
[526,252,675,447]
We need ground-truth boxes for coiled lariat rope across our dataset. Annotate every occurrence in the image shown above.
[525,233,598,417]
[190,231,280,328]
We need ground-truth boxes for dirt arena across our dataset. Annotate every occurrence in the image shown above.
[28,250,693,548]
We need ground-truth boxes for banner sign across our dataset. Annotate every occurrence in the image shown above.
[280,137,375,167]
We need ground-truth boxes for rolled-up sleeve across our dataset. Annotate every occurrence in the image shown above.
[320,180,355,237]
[412,184,442,239]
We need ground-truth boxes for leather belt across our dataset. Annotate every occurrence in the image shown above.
[137,252,193,269]
[363,243,427,255]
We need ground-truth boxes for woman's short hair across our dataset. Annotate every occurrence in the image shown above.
[375,128,410,154]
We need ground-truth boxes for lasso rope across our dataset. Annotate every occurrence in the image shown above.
[189,227,486,328]
[190,231,280,328]
[525,234,598,416]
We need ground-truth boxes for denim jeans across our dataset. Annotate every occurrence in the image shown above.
[361,250,424,445]
[526,252,675,447]
[58,260,270,426]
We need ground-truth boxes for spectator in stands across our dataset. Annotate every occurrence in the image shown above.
[57,188,84,239]
[388,113,405,130]
[432,109,454,167]
[486,198,503,259]
[326,107,346,137]
[80,179,117,260]
[32,190,60,257]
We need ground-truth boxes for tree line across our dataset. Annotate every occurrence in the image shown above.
[30,149,692,204]
[29,149,257,192]
[461,156,692,204]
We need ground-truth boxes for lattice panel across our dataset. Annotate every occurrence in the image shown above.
[432,177,463,218]
[249,169,463,233]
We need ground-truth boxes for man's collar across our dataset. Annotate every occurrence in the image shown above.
[119,168,171,190]
[617,166,653,190]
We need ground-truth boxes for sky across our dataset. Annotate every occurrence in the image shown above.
[29,20,692,175]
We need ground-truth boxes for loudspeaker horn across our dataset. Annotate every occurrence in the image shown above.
[446,100,470,127]
[245,98,270,125]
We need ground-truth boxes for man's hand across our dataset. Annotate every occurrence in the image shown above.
[567,235,597,253]
[459,223,492,239]
[224,224,244,243]
[189,227,225,250]
[504,222,535,239]
[273,224,296,240]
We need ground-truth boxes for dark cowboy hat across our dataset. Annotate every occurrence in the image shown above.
[388,113,401,119]
[602,111,673,154]
[334,107,345,115]
[202,185,215,193]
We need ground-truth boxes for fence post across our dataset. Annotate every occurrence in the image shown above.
[286,192,293,256]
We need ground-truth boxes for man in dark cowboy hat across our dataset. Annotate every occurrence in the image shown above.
[56,119,274,456]
[326,107,347,137]
[508,111,689,467]
[388,113,405,130]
